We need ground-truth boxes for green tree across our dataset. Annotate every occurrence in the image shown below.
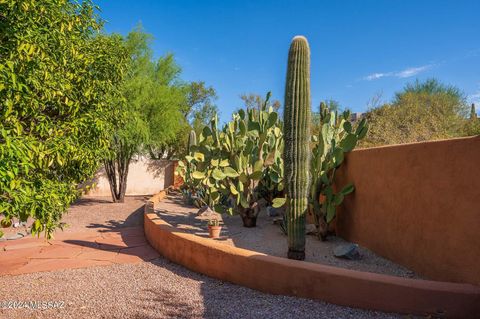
[104,114,149,202]
[361,79,469,147]
[158,81,218,159]
[240,93,281,112]
[104,26,185,202]
[0,0,128,238]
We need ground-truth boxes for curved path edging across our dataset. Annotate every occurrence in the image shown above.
[144,190,480,319]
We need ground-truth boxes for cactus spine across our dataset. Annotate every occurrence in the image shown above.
[283,36,311,260]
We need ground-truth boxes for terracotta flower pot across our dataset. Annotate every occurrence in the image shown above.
[208,225,222,239]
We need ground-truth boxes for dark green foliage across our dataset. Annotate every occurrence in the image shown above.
[283,36,311,260]
[0,0,129,238]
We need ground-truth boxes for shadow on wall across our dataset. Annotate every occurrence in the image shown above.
[146,159,174,186]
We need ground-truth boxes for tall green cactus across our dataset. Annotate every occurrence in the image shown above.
[188,130,197,152]
[283,36,311,260]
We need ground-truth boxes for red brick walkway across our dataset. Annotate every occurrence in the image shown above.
[0,226,159,275]
[0,197,160,276]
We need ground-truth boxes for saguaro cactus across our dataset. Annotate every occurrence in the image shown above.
[188,130,197,152]
[470,103,477,120]
[283,36,311,260]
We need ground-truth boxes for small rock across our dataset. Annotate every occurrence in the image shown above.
[266,206,280,217]
[334,243,361,260]
[6,233,24,240]
[306,224,317,235]
[272,217,283,225]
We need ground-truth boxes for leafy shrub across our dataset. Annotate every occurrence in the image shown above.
[0,0,128,238]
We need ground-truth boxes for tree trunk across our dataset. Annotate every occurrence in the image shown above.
[104,156,130,203]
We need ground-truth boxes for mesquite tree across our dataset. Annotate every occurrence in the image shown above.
[104,116,148,202]
[283,36,311,260]
[104,26,184,202]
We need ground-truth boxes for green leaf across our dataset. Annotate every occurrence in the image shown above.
[212,168,226,180]
[340,183,355,195]
[238,109,246,120]
[333,147,344,167]
[326,204,336,223]
[253,159,263,172]
[250,170,263,180]
[219,159,230,167]
[334,193,345,205]
[229,184,238,195]
[194,152,205,161]
[343,121,352,133]
[192,171,206,179]
[340,134,358,152]
[202,125,212,137]
[357,125,368,140]
[240,195,249,208]
[223,167,239,177]
[239,121,246,136]
[239,173,248,183]
[272,197,286,208]
[267,112,278,128]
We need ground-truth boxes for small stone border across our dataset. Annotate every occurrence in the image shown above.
[144,190,480,318]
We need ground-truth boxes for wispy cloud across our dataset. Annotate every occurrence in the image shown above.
[396,65,432,78]
[363,64,434,81]
[469,92,480,106]
[364,73,391,81]
[467,83,480,106]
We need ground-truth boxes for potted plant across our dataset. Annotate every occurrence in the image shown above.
[207,219,222,239]
[1,218,12,228]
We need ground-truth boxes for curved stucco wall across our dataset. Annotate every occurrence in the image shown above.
[335,136,480,286]
[144,191,480,318]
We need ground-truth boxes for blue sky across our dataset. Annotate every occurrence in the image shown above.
[97,0,480,122]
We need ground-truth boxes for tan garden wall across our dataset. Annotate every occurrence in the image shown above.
[335,136,480,285]
[85,158,176,196]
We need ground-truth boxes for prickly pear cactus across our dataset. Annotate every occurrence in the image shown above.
[283,36,311,260]
[310,102,368,240]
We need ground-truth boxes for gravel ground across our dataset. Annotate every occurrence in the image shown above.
[0,195,415,318]
[158,196,421,279]
[0,257,406,319]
